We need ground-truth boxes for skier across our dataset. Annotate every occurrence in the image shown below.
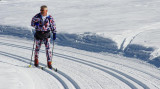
[31,5,56,69]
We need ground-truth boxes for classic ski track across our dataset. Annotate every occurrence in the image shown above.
[59,49,160,88]
[0,50,84,89]
[54,53,150,89]
[1,37,160,81]
[0,50,103,89]
[0,36,159,77]
[53,61,104,89]
[0,37,160,89]
[39,48,160,89]
[0,51,69,89]
[0,47,128,89]
[57,48,160,78]
[1,47,126,89]
[0,42,147,89]
[0,44,103,89]
[59,56,128,89]
[0,46,147,89]
[0,41,80,89]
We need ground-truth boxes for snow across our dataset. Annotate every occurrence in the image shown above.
[0,0,160,89]
[0,35,160,89]
[1,0,160,60]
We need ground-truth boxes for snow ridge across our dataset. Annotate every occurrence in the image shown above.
[0,25,160,67]
[1,35,160,89]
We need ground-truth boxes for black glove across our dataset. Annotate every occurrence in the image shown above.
[35,22,39,26]
[53,33,56,40]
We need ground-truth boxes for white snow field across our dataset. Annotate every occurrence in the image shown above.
[0,35,160,89]
[0,0,160,89]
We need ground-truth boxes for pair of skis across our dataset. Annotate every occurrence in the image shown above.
[28,65,57,72]
[38,65,57,72]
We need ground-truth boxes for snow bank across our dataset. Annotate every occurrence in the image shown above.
[1,0,160,67]
[1,25,160,67]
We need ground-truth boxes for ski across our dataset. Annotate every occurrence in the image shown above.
[52,67,58,72]
[37,66,45,70]
[39,66,58,72]
[28,65,57,72]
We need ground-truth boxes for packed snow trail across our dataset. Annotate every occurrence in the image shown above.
[0,35,160,89]
[1,0,160,88]
[1,0,160,66]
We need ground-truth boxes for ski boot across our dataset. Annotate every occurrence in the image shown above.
[47,61,52,69]
[34,56,39,67]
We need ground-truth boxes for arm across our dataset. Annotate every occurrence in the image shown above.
[49,15,56,33]
[31,15,39,28]
[49,15,57,40]
[31,17,36,28]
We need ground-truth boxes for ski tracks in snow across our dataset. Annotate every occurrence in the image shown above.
[0,36,160,89]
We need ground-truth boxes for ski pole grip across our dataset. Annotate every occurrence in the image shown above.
[32,29,36,35]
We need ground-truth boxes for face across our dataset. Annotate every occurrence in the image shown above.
[40,8,48,16]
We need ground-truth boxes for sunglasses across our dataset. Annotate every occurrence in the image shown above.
[41,9,47,11]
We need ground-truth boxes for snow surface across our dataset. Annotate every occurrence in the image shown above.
[0,0,160,89]
[1,35,160,89]
[1,0,160,63]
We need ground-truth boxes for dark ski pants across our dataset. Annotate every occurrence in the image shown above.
[34,38,52,63]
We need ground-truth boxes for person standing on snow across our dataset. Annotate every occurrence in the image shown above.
[31,5,56,69]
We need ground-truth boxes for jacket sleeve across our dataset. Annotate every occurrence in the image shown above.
[31,15,39,28]
[31,16,36,28]
[49,15,56,33]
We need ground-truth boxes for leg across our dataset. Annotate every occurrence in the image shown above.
[34,39,42,67]
[44,38,52,68]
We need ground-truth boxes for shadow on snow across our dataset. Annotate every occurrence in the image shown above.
[0,25,159,67]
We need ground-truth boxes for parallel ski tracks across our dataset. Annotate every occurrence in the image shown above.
[0,38,81,89]
[0,39,160,89]
[0,51,63,89]
[59,50,160,88]
[55,51,160,89]
[54,53,149,89]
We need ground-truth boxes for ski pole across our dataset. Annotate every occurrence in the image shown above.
[29,29,36,67]
[51,40,57,72]
[29,38,35,67]
[51,40,55,60]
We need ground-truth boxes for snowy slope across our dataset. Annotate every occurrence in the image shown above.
[0,35,160,89]
[1,0,160,89]
[1,0,160,65]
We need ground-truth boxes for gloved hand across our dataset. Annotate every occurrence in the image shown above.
[53,33,56,40]
[35,22,39,26]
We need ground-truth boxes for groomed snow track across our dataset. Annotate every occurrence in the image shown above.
[0,35,160,89]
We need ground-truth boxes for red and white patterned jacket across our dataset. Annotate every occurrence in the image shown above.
[31,13,56,33]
